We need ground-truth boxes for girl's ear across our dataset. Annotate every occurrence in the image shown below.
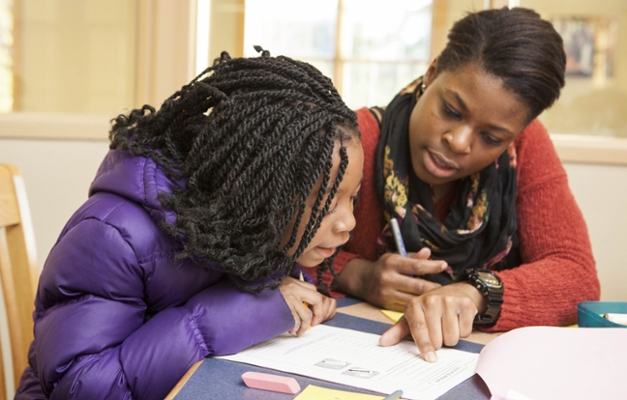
[423,58,439,87]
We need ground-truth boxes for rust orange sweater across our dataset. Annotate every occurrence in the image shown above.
[306,107,600,332]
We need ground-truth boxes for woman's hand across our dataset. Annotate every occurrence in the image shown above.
[378,282,486,362]
[279,277,337,336]
[336,248,447,311]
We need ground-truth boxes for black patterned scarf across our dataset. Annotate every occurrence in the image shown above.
[374,78,521,285]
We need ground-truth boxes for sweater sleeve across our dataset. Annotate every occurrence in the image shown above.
[34,219,293,400]
[486,119,600,331]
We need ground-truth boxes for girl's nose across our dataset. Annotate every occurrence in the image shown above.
[334,205,356,234]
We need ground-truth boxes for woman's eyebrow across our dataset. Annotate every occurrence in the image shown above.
[445,89,469,112]
[445,89,514,136]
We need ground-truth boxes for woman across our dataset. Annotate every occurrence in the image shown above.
[306,7,600,362]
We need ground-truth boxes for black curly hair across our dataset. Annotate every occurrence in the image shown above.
[108,47,360,293]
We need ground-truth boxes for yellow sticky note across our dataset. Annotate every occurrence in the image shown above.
[381,309,404,323]
[294,385,383,400]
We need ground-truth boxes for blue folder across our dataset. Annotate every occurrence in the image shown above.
[173,299,490,399]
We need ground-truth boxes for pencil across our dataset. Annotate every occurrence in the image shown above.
[390,218,407,257]
[382,389,403,400]
[299,270,311,330]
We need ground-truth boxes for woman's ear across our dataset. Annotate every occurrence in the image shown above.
[424,58,439,86]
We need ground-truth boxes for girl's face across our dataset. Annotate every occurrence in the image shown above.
[283,138,364,267]
[409,62,529,194]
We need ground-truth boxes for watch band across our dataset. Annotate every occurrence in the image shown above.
[466,268,503,326]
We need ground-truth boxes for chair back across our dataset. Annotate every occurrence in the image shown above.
[0,164,38,400]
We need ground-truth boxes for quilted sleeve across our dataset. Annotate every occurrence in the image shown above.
[34,218,293,400]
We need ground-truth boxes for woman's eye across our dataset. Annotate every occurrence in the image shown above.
[481,132,502,146]
[442,102,460,120]
[351,194,360,207]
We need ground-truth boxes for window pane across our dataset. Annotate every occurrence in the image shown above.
[521,0,627,138]
[11,0,137,114]
[301,59,335,84]
[341,0,433,62]
[0,0,12,111]
[243,0,338,60]
[342,61,429,109]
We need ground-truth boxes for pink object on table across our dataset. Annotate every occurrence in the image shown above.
[241,371,301,394]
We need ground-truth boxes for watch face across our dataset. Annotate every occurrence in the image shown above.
[478,271,501,288]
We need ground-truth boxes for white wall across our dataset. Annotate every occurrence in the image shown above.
[563,162,627,301]
[0,139,625,301]
[0,139,109,272]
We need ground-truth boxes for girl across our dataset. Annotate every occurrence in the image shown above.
[308,7,600,362]
[15,49,363,399]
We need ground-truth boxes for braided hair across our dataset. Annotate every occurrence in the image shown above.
[109,47,359,293]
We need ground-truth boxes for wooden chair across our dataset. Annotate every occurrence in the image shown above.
[0,164,39,400]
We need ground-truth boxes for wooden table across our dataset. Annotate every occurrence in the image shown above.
[165,299,499,399]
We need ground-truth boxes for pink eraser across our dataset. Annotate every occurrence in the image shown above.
[241,371,301,394]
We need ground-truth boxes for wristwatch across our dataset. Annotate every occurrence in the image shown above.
[465,268,503,326]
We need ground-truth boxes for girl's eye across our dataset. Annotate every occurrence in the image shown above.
[320,205,337,218]
[442,102,460,120]
[481,132,502,146]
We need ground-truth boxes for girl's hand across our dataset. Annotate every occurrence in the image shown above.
[279,277,337,336]
[337,248,447,311]
[378,282,485,362]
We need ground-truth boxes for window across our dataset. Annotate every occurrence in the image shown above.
[521,0,627,140]
[1,0,626,150]
[243,0,435,110]
[0,0,11,112]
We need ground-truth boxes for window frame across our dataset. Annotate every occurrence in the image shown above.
[1,0,625,167]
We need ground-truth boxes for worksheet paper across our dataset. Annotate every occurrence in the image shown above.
[218,324,479,400]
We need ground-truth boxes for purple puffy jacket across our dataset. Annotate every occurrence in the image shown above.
[15,150,294,399]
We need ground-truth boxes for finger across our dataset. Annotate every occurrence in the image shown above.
[409,258,448,276]
[292,302,313,336]
[379,317,410,347]
[310,297,337,326]
[441,302,461,347]
[458,306,476,339]
[386,254,446,279]
[405,303,438,363]
[408,247,431,259]
[397,276,441,296]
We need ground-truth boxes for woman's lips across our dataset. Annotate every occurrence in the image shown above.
[425,150,458,179]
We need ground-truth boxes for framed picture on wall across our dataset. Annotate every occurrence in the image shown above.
[551,15,617,79]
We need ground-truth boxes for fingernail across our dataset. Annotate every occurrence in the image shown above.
[425,351,437,363]
[441,262,448,270]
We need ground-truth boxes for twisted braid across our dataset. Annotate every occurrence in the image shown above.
[109,48,359,292]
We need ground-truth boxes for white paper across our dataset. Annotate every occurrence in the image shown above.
[218,324,479,400]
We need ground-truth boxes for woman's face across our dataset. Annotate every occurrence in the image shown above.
[282,137,364,267]
[409,62,529,191]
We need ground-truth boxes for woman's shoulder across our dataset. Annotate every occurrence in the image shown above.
[514,118,566,187]
[514,118,558,160]
[515,118,550,144]
[355,107,384,153]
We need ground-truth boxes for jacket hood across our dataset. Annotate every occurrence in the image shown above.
[89,150,185,227]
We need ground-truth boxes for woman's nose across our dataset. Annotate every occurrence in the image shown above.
[443,124,472,154]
